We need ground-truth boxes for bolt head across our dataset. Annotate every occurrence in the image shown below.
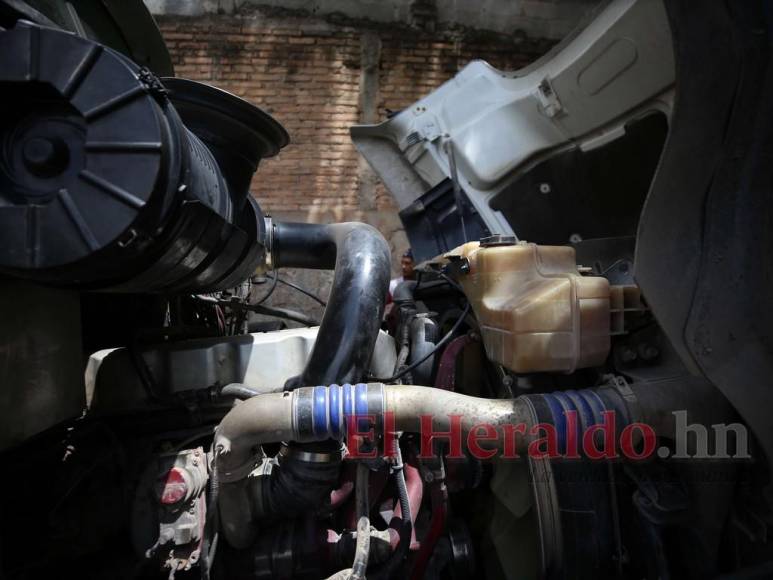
[22,136,69,177]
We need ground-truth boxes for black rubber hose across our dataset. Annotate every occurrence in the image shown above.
[225,221,388,554]
[272,221,338,269]
[258,444,342,519]
[272,222,391,388]
[221,384,260,399]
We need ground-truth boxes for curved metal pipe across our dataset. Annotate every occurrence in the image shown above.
[271,222,391,388]
[214,382,528,550]
[214,379,734,547]
[214,384,530,478]
[215,379,733,478]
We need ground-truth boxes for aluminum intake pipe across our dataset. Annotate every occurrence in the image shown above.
[214,379,733,548]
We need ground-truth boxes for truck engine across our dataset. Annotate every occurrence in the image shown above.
[1,1,772,579]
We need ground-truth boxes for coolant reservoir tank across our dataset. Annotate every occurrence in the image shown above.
[450,238,610,373]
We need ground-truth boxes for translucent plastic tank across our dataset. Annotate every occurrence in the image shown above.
[450,240,610,373]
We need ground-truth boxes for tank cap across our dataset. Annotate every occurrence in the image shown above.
[480,234,518,247]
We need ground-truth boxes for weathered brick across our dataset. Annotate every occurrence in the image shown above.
[157,14,549,251]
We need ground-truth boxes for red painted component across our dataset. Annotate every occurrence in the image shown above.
[330,461,356,510]
[410,480,448,580]
[434,335,473,391]
[159,467,189,505]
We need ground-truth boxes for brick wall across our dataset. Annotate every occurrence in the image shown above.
[159,14,551,217]
[156,11,553,320]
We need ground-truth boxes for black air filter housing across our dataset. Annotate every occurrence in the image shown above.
[163,77,287,212]
[0,21,288,292]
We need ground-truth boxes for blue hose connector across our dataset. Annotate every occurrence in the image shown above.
[294,383,385,441]
[527,388,631,456]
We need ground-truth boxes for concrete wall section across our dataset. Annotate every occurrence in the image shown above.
[145,0,601,41]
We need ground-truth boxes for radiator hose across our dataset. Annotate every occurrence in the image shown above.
[269,221,391,388]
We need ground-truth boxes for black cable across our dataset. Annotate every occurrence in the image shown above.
[371,443,412,580]
[392,442,412,537]
[202,447,220,580]
[248,303,320,327]
[268,273,327,307]
[392,316,413,385]
[436,270,465,294]
[233,294,251,335]
[128,340,161,402]
[414,270,424,293]
[172,429,215,453]
[254,271,279,305]
[371,303,472,383]
[193,294,319,327]
[394,453,411,529]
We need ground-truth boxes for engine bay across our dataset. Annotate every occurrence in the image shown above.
[1,1,773,579]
